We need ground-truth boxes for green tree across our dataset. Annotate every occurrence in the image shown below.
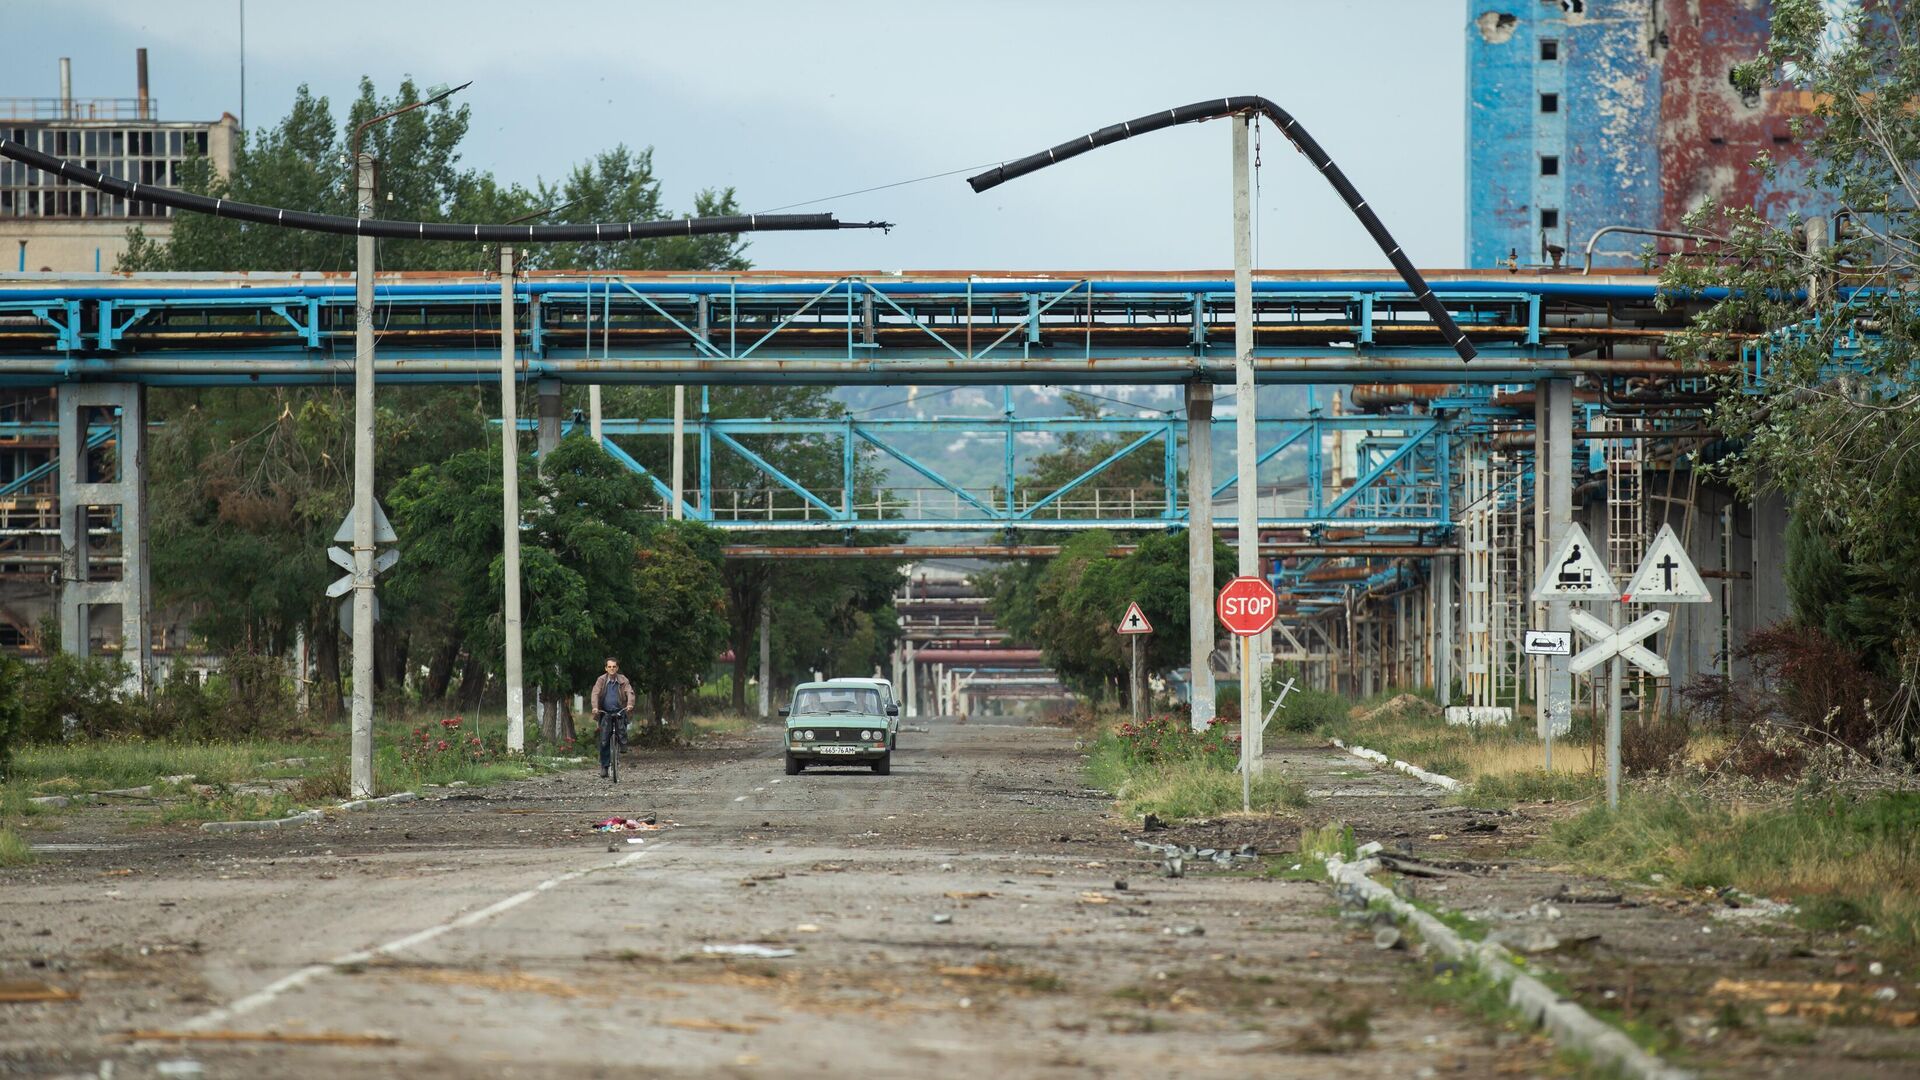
[1663,0,1920,702]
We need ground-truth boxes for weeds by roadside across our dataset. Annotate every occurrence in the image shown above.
[1544,785,1920,951]
[1086,713,1306,821]
[0,826,33,867]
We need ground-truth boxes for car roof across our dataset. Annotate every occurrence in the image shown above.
[824,677,888,687]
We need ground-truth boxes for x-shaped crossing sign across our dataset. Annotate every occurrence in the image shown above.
[1567,609,1670,677]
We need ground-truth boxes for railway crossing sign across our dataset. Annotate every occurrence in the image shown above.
[1621,524,1712,604]
[1567,608,1670,677]
[1531,523,1616,601]
[1217,576,1278,637]
[1116,601,1153,635]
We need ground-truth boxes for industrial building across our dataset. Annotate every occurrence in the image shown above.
[1467,0,1838,270]
[2,51,237,273]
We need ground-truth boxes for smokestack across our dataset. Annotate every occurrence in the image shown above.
[59,58,72,119]
[136,48,150,120]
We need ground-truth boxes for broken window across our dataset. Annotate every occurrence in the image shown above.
[1540,39,1559,61]
[1541,155,1560,176]
[1540,93,1559,113]
[1541,209,1560,230]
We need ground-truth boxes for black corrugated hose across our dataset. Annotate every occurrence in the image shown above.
[0,138,889,243]
[968,96,1477,362]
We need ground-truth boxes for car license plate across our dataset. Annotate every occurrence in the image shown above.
[815,745,859,755]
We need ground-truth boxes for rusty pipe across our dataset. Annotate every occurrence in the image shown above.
[1348,382,1456,412]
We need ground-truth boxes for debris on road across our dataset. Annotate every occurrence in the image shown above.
[665,1018,762,1035]
[593,815,665,833]
[931,913,954,925]
[0,981,78,1003]
[944,890,996,901]
[122,1030,399,1046]
[701,944,796,959]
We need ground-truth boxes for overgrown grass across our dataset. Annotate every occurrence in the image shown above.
[1544,787,1920,950]
[1087,719,1307,821]
[0,826,34,867]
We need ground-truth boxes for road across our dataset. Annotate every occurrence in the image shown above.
[2,716,1557,1078]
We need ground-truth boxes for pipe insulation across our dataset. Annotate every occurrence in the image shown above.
[967,96,1477,362]
[0,139,888,244]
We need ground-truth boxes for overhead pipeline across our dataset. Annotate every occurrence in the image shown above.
[0,138,888,244]
[1349,383,1457,412]
[967,96,1477,362]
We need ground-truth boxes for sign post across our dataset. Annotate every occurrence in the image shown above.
[1116,602,1153,722]
[1217,576,1278,811]
[1555,524,1711,808]
[1530,523,1618,771]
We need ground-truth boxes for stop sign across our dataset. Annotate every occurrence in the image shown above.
[1217,576,1278,637]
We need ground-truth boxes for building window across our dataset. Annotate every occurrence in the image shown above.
[1541,208,1560,230]
[1541,155,1560,176]
[1540,92,1559,113]
[1540,39,1559,61]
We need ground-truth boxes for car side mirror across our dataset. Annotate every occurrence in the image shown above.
[886,704,899,716]
[778,708,790,717]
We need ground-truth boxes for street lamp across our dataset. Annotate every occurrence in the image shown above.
[348,79,469,800]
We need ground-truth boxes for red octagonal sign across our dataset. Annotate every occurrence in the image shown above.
[1217,575,1278,637]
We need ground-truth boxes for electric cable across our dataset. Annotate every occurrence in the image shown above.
[0,138,891,243]
[967,96,1478,362]
[753,162,1003,215]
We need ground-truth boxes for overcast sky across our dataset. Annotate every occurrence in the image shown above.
[14,0,1466,272]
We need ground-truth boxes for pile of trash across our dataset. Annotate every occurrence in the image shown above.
[1134,840,1258,877]
[593,814,666,833]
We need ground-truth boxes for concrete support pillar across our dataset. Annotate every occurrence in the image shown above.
[1543,378,1574,738]
[1231,115,1264,773]
[1185,380,1216,730]
[757,581,772,720]
[537,378,563,468]
[58,383,151,694]
[1434,556,1453,707]
[904,641,918,718]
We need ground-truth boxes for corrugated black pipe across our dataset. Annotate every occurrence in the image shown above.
[0,138,889,243]
[967,96,1476,362]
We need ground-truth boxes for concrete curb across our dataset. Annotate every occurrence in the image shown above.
[1324,852,1693,1080]
[198,791,418,832]
[1330,738,1465,792]
[335,792,419,813]
[200,810,325,833]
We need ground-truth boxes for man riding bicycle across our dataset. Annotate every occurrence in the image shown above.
[590,656,637,780]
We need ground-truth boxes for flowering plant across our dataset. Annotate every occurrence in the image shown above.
[399,715,494,769]
[1111,712,1239,769]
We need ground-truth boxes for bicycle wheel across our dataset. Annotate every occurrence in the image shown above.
[609,720,619,783]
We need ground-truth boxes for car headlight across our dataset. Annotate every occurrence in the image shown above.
[861,730,874,741]
[804,730,816,741]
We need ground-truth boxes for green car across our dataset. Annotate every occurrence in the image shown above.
[781,681,897,776]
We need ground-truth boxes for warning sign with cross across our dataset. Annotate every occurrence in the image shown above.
[1621,524,1712,604]
[1116,601,1153,635]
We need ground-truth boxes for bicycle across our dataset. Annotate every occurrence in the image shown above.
[598,709,628,783]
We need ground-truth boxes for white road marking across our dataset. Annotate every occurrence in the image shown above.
[179,844,667,1031]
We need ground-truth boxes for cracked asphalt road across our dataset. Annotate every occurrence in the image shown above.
[2,716,1559,1078]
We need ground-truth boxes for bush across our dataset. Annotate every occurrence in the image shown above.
[1108,712,1238,770]
[1621,713,1690,776]
[0,655,22,777]
[20,652,132,741]
[1263,667,1346,733]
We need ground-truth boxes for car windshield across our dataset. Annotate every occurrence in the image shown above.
[790,687,881,716]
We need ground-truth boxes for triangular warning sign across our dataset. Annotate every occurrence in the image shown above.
[1116,601,1153,635]
[1530,523,1618,601]
[1621,524,1712,604]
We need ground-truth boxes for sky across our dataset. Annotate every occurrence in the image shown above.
[11,0,1467,272]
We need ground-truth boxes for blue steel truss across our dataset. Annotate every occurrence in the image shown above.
[519,411,1453,536]
[0,273,1641,387]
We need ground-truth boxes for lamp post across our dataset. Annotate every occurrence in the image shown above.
[348,80,468,799]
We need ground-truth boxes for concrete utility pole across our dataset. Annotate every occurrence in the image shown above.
[350,150,378,799]
[500,246,526,752]
[1187,381,1215,731]
[1232,115,1265,772]
[758,581,772,719]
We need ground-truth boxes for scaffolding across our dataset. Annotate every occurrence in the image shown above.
[1490,452,1527,709]
[1462,444,1493,707]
